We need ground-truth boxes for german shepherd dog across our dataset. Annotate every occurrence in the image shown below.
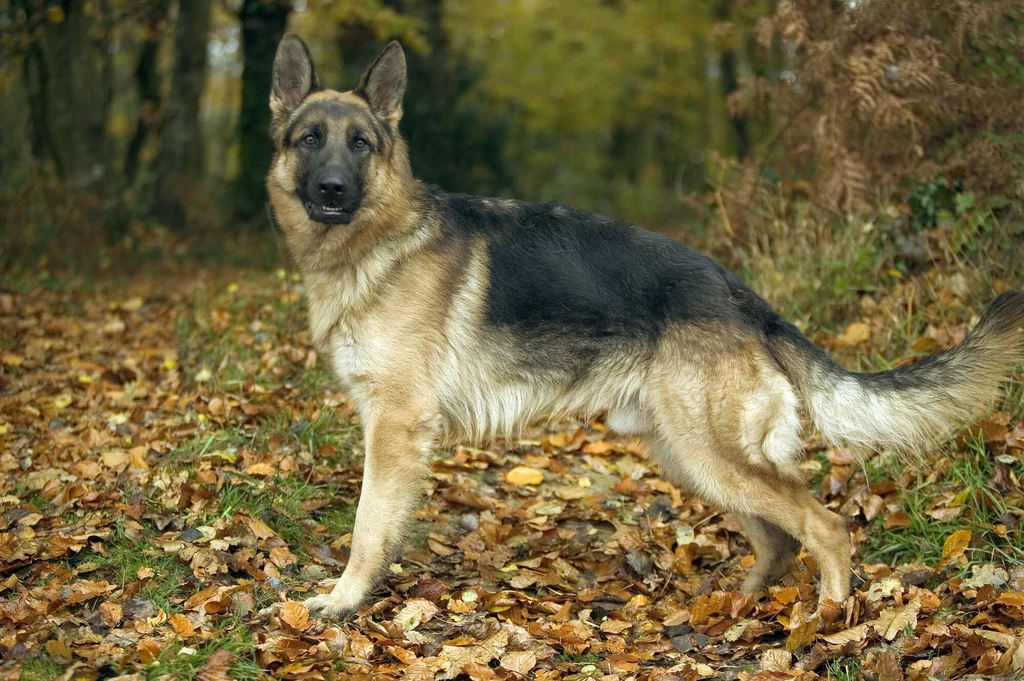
[266,34,1024,619]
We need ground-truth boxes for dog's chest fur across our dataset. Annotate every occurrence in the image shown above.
[299,224,649,446]
[293,190,787,450]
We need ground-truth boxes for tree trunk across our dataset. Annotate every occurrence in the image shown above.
[714,0,750,160]
[125,0,170,183]
[21,0,112,189]
[231,0,290,224]
[152,0,212,227]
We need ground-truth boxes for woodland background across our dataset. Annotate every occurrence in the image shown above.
[1,0,1021,255]
[2,2,1024,680]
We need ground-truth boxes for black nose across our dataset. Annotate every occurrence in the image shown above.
[318,176,346,201]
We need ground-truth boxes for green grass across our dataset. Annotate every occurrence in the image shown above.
[824,656,862,681]
[199,471,356,555]
[172,313,266,393]
[157,279,360,575]
[171,288,327,395]
[8,483,49,511]
[19,653,63,681]
[167,409,361,467]
[1005,378,1024,417]
[735,210,890,333]
[861,433,1024,568]
[556,651,601,665]
[146,620,265,681]
[67,521,194,613]
[291,411,360,459]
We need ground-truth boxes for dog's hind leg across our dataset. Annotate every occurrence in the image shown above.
[647,341,851,606]
[651,435,801,593]
[305,408,438,619]
[736,515,801,593]
[651,425,850,605]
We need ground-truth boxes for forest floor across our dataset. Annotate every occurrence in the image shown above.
[1,229,1023,681]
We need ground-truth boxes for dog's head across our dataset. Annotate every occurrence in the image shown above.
[267,34,409,231]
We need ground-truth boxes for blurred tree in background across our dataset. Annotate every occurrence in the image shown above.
[230,0,290,222]
[0,0,1022,260]
[152,0,212,226]
[19,0,114,190]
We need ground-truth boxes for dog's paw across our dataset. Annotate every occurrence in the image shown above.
[816,597,845,626]
[740,574,767,595]
[304,594,357,621]
[255,601,284,622]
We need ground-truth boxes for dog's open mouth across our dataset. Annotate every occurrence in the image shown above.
[304,201,354,225]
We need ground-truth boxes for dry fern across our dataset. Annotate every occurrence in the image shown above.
[725,0,1024,219]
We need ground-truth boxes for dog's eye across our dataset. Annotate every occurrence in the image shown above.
[353,136,368,150]
[300,133,317,147]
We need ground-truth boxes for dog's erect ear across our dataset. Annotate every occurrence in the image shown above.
[271,34,319,124]
[354,41,406,126]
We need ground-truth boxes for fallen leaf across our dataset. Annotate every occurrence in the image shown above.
[437,629,510,680]
[349,630,375,660]
[506,466,544,486]
[940,529,971,565]
[138,638,161,664]
[500,650,537,675]
[245,462,276,476]
[99,601,122,627]
[761,648,792,672]
[396,598,440,631]
[786,614,820,652]
[279,601,310,631]
[884,511,912,529]
[996,592,1024,608]
[101,450,130,468]
[51,394,73,410]
[876,648,905,681]
[963,563,1008,589]
[582,440,617,455]
[45,638,73,659]
[873,599,920,641]
[822,623,869,646]
[195,649,236,681]
[168,613,195,638]
[248,518,277,539]
[838,321,871,346]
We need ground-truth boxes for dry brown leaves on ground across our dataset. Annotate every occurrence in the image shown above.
[1,263,1022,680]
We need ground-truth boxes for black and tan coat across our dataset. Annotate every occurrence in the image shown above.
[266,34,1024,619]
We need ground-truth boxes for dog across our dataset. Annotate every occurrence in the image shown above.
[265,34,1024,619]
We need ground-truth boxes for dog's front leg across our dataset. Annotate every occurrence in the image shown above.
[305,408,438,619]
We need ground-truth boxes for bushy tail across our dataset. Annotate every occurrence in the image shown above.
[764,290,1024,452]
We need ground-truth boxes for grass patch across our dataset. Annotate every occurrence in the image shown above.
[824,656,862,681]
[172,313,267,392]
[734,210,889,332]
[168,410,361,467]
[556,651,601,665]
[69,521,194,613]
[146,620,264,681]
[204,472,356,553]
[8,483,50,511]
[861,434,1024,567]
[171,288,328,398]
[20,653,63,681]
